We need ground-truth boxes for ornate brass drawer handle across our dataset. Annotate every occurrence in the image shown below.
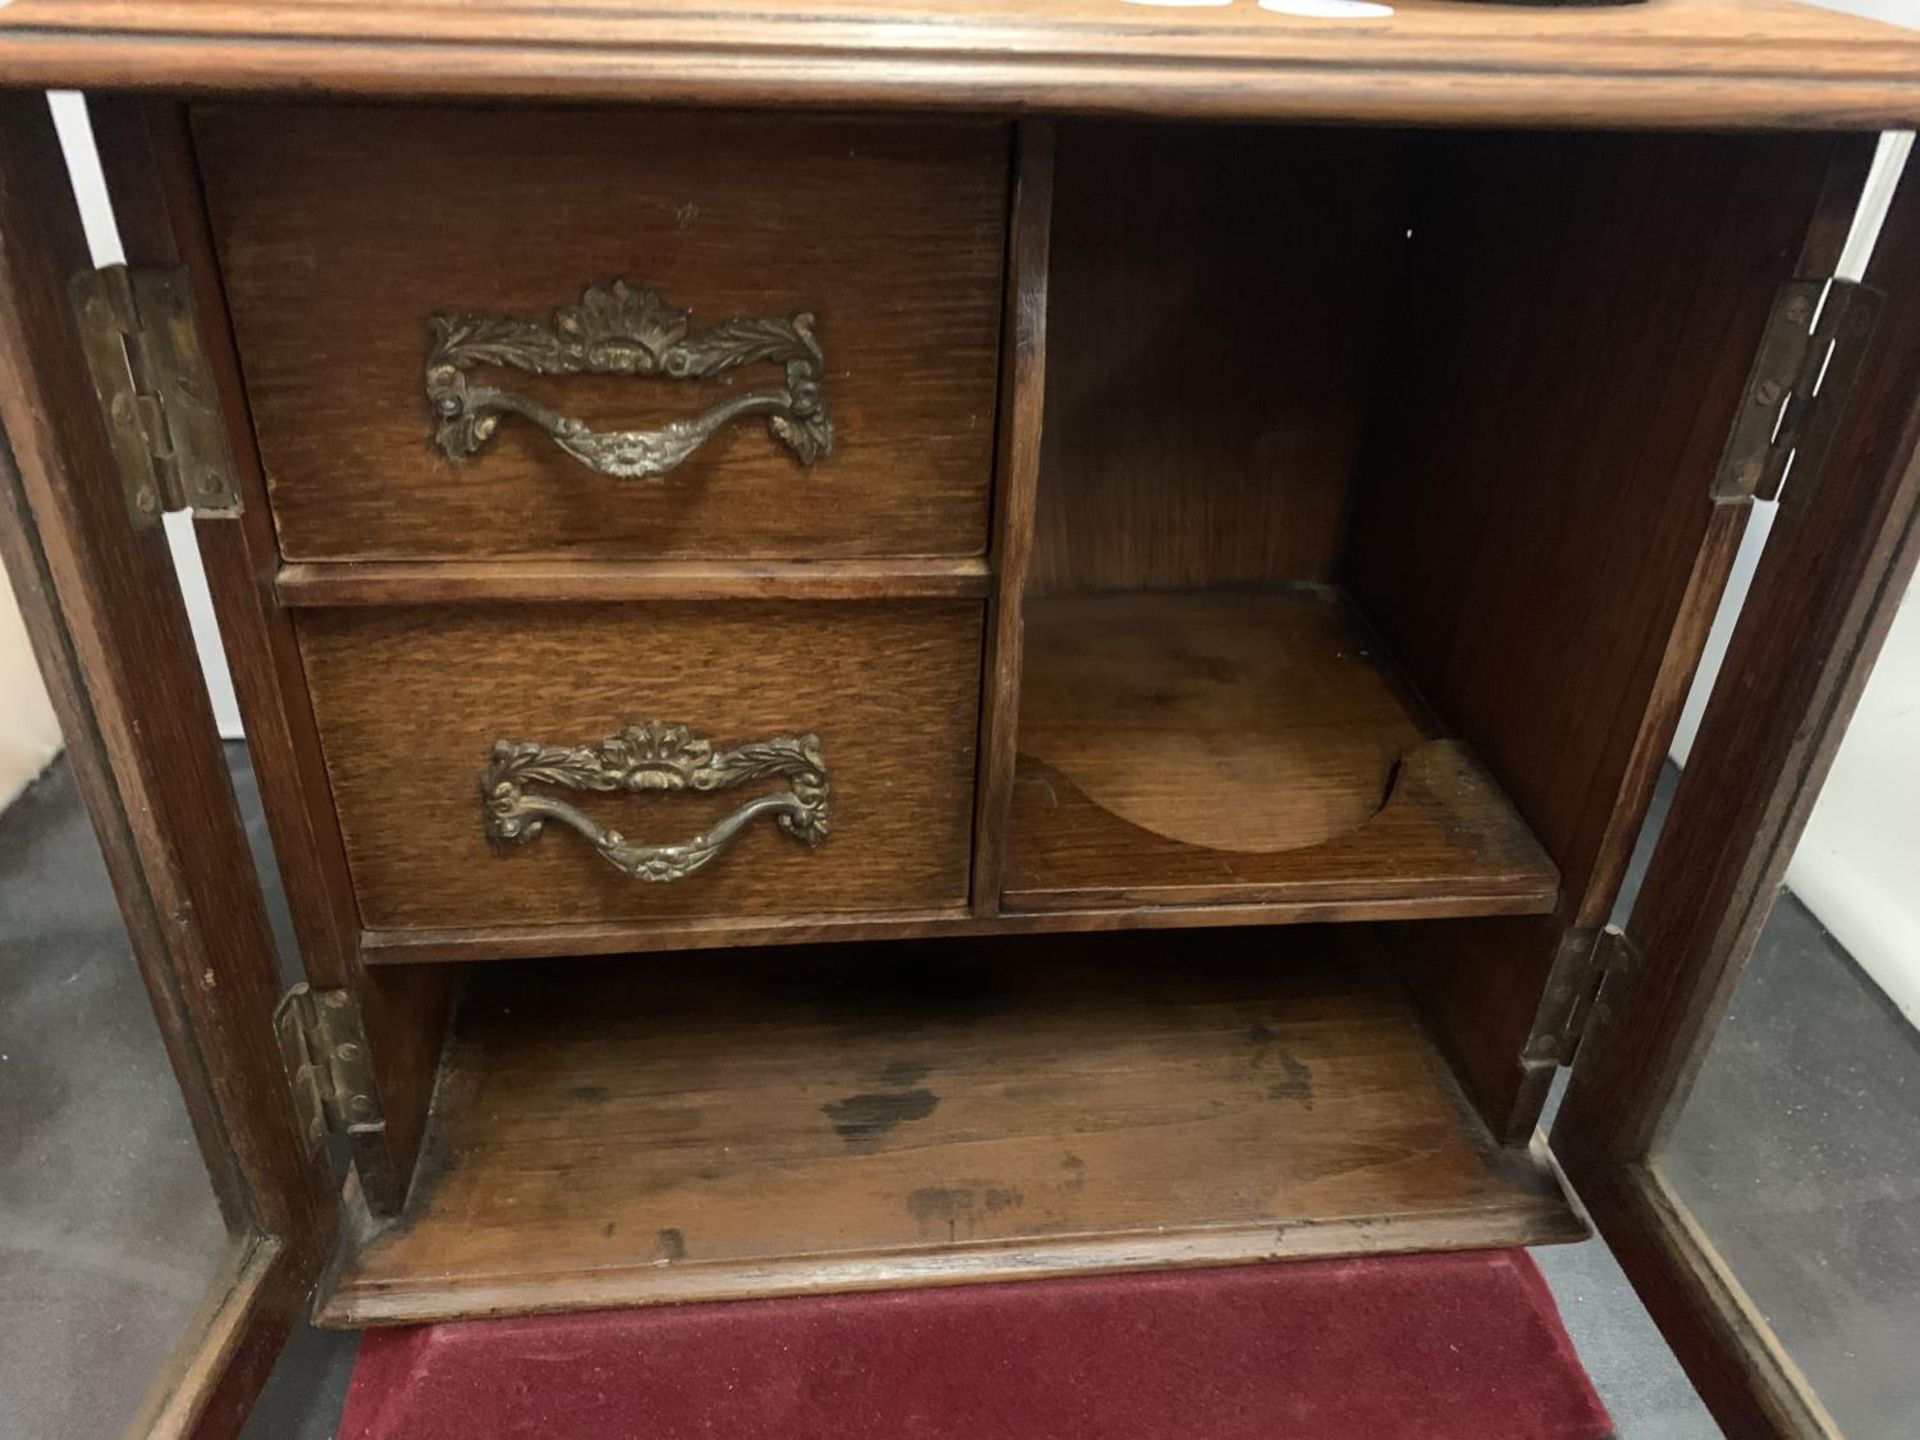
[426,278,832,481]
[481,721,830,883]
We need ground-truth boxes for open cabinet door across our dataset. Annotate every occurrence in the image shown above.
[0,91,333,1437]
[1553,153,1920,1439]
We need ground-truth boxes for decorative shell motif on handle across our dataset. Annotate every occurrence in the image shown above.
[425,279,833,480]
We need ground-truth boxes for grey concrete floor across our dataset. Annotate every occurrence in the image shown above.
[1662,895,1920,1437]
[4,749,1916,1437]
[0,762,233,1440]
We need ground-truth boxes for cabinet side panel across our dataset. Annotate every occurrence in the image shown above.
[1344,131,1863,1137]
[972,121,1052,914]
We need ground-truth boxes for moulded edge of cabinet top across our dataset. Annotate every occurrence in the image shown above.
[1,0,1918,128]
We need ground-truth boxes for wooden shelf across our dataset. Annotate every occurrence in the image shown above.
[1004,589,1558,916]
[320,930,1583,1325]
[274,557,992,606]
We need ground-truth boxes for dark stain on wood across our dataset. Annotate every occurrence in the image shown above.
[322,935,1585,1323]
[656,1227,686,1262]
[821,1088,939,1143]
[1248,1020,1314,1106]
[908,1184,1026,1240]
[1267,1056,1315,1107]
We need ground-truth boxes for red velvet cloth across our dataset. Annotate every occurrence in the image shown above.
[340,1251,1610,1439]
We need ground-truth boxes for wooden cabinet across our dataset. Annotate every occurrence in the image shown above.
[3,3,1919,1433]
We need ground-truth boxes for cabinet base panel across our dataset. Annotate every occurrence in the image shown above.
[320,929,1582,1326]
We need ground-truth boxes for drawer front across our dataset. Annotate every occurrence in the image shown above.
[297,602,983,930]
[192,106,1008,562]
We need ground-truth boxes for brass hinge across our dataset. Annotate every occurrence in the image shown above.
[272,983,383,1152]
[1563,924,1640,1065]
[1525,923,1641,1069]
[1714,278,1884,505]
[69,264,241,529]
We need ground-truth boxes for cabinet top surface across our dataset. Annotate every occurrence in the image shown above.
[1,0,1917,127]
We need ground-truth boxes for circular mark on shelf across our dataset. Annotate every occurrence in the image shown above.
[1259,0,1395,16]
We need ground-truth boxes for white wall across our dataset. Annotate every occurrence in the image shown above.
[1788,134,1920,1028]
[0,579,63,808]
[1792,586,1920,1026]
[0,97,74,804]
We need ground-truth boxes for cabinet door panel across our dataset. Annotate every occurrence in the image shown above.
[1554,147,1920,1440]
[0,92,331,1437]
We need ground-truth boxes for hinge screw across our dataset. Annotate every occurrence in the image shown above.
[1753,379,1784,408]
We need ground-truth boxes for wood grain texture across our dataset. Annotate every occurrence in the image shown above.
[1023,592,1419,854]
[356,889,1589,967]
[970,121,1052,918]
[0,91,331,1427]
[1550,171,1920,1440]
[191,105,1008,563]
[1003,590,1557,913]
[128,1236,297,1440]
[1,0,1918,127]
[1557,155,1920,1168]
[296,600,984,929]
[1558,1163,1847,1440]
[321,930,1584,1326]
[89,96,451,1217]
[1343,130,1860,1140]
[275,557,991,606]
[1032,123,1407,596]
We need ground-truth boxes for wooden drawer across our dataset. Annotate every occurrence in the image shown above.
[191,106,1009,562]
[296,601,983,931]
